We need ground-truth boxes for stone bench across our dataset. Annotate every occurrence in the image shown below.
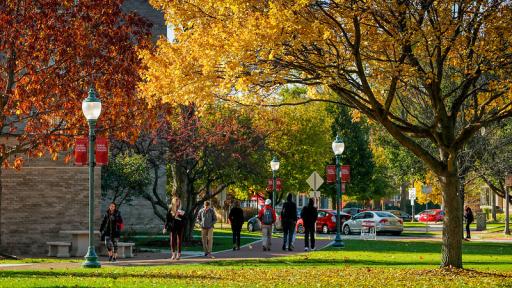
[46,241,71,258]
[99,241,135,258]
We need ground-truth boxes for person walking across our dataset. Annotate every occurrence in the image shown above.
[100,202,124,262]
[281,193,297,251]
[464,206,474,240]
[258,199,276,251]
[228,200,244,250]
[301,198,318,251]
[197,201,217,258]
[163,196,186,260]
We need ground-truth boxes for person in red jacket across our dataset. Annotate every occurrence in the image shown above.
[258,199,277,251]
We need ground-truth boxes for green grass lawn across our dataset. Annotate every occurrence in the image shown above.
[0,240,510,287]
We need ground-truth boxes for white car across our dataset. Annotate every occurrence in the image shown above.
[342,211,403,236]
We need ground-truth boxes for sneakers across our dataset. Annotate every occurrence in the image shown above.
[112,257,117,262]
[311,247,316,251]
[204,252,209,257]
[176,253,181,260]
[171,253,176,260]
[108,255,113,262]
[304,247,309,252]
[263,246,267,251]
[282,246,286,251]
[288,247,293,252]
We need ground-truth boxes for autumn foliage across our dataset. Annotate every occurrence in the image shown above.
[0,0,151,168]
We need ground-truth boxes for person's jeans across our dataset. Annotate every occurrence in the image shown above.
[232,226,241,248]
[201,228,214,254]
[261,225,272,249]
[304,224,315,249]
[466,221,471,239]
[170,226,184,253]
[105,236,119,253]
[282,221,296,249]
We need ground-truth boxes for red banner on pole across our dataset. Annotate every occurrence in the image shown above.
[95,137,109,166]
[267,178,282,191]
[74,137,88,166]
[341,165,350,183]
[326,165,336,183]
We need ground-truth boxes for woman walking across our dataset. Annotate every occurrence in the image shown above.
[100,202,124,262]
[164,197,187,260]
[300,198,318,251]
[228,201,244,250]
[464,206,474,240]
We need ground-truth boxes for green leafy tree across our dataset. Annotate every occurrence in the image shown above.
[102,152,152,208]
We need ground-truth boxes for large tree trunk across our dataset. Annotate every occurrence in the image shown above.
[439,156,463,268]
[400,182,408,212]
[169,162,197,242]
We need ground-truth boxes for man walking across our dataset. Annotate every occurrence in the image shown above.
[464,206,474,240]
[301,198,318,251]
[281,193,297,251]
[228,200,244,250]
[258,199,276,251]
[197,201,217,257]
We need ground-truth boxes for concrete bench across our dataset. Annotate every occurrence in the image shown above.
[46,241,71,258]
[117,242,135,258]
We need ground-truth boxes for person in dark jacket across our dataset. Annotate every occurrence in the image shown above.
[300,198,318,251]
[164,196,187,260]
[281,193,297,251]
[464,206,474,239]
[100,202,123,262]
[228,200,244,250]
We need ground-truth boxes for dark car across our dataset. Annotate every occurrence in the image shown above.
[296,209,351,234]
[386,210,412,222]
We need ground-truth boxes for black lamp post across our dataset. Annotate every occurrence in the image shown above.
[332,135,345,248]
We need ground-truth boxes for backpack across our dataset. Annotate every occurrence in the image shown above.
[262,208,273,225]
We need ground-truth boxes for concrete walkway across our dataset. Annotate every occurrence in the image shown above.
[0,238,332,271]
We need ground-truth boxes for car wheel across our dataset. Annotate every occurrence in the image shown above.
[342,225,351,235]
[297,224,304,234]
[392,231,402,236]
[248,223,254,232]
[322,225,329,234]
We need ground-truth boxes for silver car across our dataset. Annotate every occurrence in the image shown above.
[342,211,403,236]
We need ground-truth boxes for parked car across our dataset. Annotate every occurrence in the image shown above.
[386,210,412,222]
[296,209,351,234]
[418,209,445,222]
[246,207,282,232]
[342,211,403,236]
[342,207,365,216]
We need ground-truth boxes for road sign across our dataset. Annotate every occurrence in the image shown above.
[307,171,324,191]
[422,185,432,194]
[506,174,512,187]
[310,191,321,198]
[408,188,417,200]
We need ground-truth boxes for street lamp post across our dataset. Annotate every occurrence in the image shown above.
[332,135,345,248]
[270,156,280,232]
[82,86,102,268]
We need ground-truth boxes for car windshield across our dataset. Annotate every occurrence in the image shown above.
[375,212,395,217]
[424,210,436,215]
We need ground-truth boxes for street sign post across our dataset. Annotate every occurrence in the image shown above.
[307,171,324,191]
[409,187,417,222]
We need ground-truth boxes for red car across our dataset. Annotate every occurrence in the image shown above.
[418,209,445,222]
[296,209,351,234]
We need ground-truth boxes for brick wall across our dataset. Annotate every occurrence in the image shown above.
[0,157,101,256]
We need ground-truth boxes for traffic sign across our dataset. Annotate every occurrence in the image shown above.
[422,185,432,194]
[408,188,416,200]
[310,191,321,198]
[307,171,324,191]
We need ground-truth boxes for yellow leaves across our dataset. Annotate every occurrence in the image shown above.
[414,170,442,205]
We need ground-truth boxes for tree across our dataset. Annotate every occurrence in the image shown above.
[0,0,150,249]
[102,152,152,208]
[142,1,512,268]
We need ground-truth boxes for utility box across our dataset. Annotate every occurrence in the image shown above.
[476,212,487,231]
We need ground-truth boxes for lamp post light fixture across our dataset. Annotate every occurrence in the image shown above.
[270,156,280,209]
[82,86,102,268]
[332,135,345,248]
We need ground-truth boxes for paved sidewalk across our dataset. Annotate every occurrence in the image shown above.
[0,238,332,271]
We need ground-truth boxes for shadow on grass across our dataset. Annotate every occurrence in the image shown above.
[0,270,221,281]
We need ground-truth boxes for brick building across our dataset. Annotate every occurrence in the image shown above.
[0,0,166,256]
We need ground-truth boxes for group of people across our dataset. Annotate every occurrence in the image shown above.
[98,194,320,262]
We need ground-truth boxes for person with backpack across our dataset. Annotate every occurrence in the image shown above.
[163,196,186,260]
[228,200,244,250]
[464,206,474,240]
[100,202,124,262]
[197,201,217,258]
[300,198,318,251]
[281,193,297,251]
[258,199,276,251]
